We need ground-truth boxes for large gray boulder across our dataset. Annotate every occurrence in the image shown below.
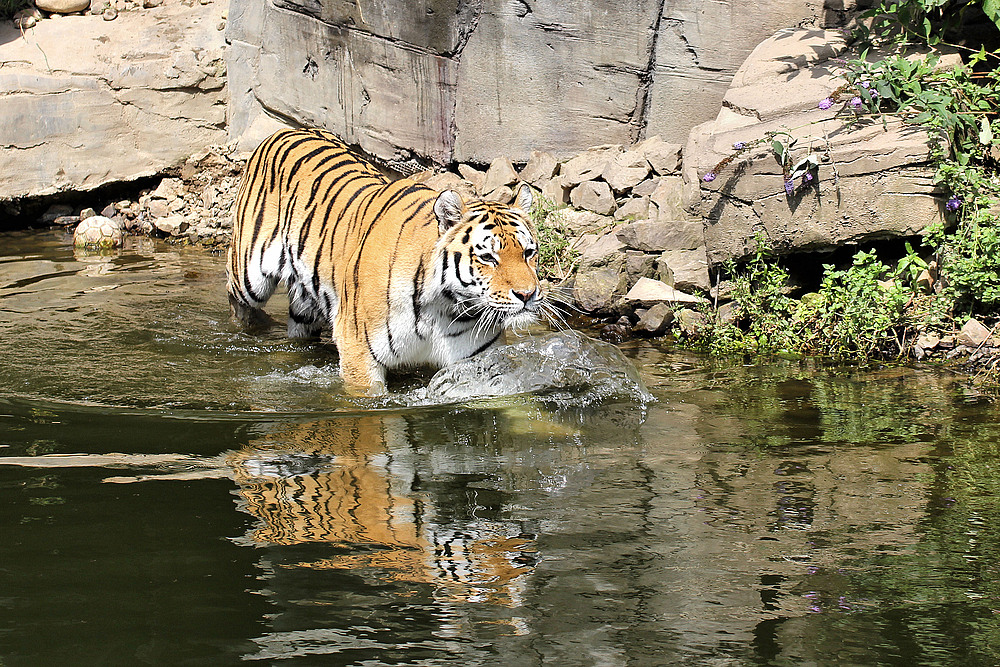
[0,2,227,200]
[684,27,953,264]
[227,0,844,162]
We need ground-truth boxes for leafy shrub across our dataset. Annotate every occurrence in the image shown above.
[528,195,578,282]
[701,242,918,362]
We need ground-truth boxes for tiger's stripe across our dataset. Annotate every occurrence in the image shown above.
[227,128,542,394]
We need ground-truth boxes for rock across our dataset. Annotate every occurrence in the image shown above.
[685,27,950,264]
[73,215,124,248]
[623,277,709,305]
[0,0,228,200]
[152,178,184,200]
[957,318,993,348]
[634,302,674,335]
[41,204,73,224]
[616,219,705,252]
[675,308,709,337]
[540,177,571,206]
[602,150,651,192]
[657,247,711,293]
[13,7,42,28]
[648,176,687,221]
[552,208,612,237]
[573,265,629,314]
[915,268,935,293]
[229,0,834,161]
[561,149,617,186]
[570,180,615,215]
[635,136,682,175]
[153,215,187,236]
[632,178,659,198]
[600,322,632,344]
[916,331,941,350]
[421,330,651,408]
[482,157,518,196]
[518,151,559,186]
[578,231,626,268]
[614,196,650,221]
[624,251,657,284]
[36,0,90,12]
[422,172,478,201]
[486,185,514,203]
[145,199,171,219]
[716,301,738,326]
[103,7,118,20]
[457,164,486,194]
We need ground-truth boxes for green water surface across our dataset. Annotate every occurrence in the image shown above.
[2,229,999,666]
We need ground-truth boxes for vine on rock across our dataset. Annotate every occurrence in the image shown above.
[693,0,1000,379]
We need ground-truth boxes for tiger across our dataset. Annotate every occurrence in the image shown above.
[226,128,543,395]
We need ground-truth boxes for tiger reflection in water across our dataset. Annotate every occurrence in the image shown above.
[226,412,538,608]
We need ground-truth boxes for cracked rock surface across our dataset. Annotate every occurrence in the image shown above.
[0,0,227,200]
[684,27,952,264]
[226,0,841,164]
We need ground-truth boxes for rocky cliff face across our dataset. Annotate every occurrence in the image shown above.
[226,0,846,165]
[0,1,227,201]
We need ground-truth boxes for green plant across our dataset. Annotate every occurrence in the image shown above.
[803,251,910,359]
[857,0,1000,46]
[705,240,800,356]
[896,241,931,289]
[940,210,1000,309]
[528,195,578,281]
[697,240,914,361]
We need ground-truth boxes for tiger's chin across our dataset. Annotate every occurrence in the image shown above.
[499,307,540,332]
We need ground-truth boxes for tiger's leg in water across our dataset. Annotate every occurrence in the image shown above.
[335,334,388,396]
[286,279,324,338]
[228,293,279,331]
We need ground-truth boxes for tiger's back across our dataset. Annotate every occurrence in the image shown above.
[227,128,543,394]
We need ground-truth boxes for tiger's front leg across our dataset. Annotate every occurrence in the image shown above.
[336,335,388,396]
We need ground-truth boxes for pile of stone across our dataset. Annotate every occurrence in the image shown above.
[137,146,245,246]
[417,135,712,336]
[63,145,245,250]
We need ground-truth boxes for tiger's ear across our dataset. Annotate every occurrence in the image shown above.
[434,190,465,233]
[513,183,533,212]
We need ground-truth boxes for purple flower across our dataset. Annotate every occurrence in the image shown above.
[784,180,795,195]
[818,98,834,110]
[850,96,863,110]
[702,172,717,183]
[733,141,746,151]
[946,197,962,212]
[860,80,871,89]
[802,172,814,184]
[870,89,879,98]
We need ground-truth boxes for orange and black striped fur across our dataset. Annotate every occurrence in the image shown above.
[227,128,542,394]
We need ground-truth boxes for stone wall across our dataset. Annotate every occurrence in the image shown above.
[0,1,228,201]
[226,0,848,165]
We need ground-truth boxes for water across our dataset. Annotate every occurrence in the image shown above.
[2,228,1000,666]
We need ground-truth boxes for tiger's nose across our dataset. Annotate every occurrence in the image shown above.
[512,288,537,304]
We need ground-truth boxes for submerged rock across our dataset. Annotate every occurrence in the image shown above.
[421,330,652,407]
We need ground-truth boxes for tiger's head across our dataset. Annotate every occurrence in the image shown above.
[433,184,542,329]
